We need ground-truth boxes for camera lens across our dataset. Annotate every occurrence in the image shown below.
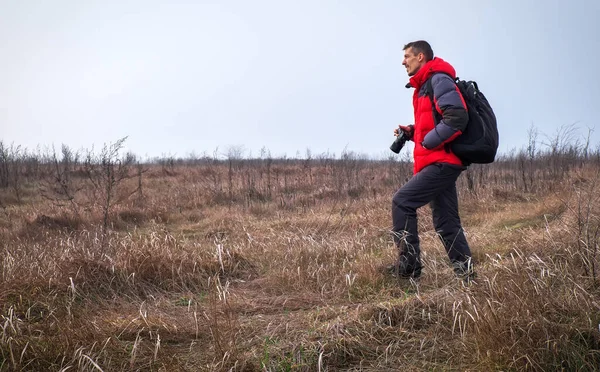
[390,133,407,154]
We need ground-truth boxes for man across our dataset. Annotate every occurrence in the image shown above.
[390,40,474,281]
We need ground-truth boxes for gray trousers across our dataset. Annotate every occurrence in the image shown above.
[392,163,471,265]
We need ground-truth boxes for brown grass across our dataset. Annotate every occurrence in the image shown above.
[1,156,600,371]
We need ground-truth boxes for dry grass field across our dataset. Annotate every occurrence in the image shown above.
[1,138,600,371]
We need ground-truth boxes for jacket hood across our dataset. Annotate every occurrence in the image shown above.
[406,57,456,90]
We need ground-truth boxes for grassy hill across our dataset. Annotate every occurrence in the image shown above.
[1,142,599,371]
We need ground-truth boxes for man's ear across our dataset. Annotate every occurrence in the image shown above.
[417,52,424,62]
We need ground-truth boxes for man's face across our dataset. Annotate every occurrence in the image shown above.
[402,47,424,77]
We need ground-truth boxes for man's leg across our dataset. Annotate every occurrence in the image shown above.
[392,164,464,277]
[429,165,474,279]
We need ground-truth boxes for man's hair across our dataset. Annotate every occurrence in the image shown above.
[403,40,434,62]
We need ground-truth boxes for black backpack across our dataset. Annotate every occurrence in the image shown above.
[425,73,499,165]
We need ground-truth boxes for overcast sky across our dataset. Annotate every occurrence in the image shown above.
[1,0,599,159]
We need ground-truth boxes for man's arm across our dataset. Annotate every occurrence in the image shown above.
[421,73,468,149]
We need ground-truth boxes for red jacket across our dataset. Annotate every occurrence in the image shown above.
[407,57,468,174]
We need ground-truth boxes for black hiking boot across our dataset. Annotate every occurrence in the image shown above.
[452,259,476,284]
[384,254,422,279]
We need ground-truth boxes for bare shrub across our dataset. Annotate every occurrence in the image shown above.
[83,137,139,235]
[39,144,85,217]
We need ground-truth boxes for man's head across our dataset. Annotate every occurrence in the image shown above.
[402,40,434,76]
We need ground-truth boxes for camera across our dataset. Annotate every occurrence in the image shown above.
[390,132,407,154]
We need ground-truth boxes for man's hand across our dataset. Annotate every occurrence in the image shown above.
[394,124,414,140]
